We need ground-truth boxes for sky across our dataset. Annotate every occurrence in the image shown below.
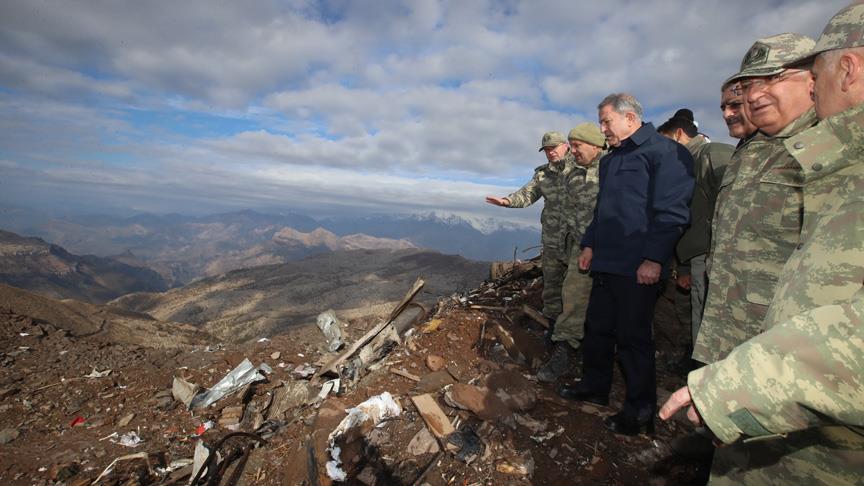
[0,0,847,228]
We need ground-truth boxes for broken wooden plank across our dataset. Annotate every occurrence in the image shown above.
[521,305,550,329]
[469,305,510,312]
[390,367,421,382]
[315,278,425,378]
[411,394,455,439]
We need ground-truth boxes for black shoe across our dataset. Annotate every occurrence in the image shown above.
[558,383,609,406]
[603,410,655,436]
[537,342,572,383]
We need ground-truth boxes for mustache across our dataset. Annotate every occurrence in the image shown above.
[725,115,744,126]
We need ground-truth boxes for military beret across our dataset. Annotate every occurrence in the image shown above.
[785,2,864,67]
[567,123,605,147]
[724,33,816,85]
[538,131,567,151]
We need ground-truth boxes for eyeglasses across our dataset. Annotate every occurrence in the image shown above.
[740,70,808,93]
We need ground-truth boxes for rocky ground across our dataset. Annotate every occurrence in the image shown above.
[0,262,709,485]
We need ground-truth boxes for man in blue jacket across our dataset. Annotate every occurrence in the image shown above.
[560,93,694,436]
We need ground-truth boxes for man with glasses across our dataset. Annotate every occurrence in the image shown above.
[693,33,817,368]
[660,4,864,483]
[720,81,758,144]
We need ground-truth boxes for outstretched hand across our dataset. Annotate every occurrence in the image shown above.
[485,196,510,207]
[659,385,704,426]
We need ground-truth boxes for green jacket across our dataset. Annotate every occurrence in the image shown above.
[507,151,600,252]
[689,103,864,485]
[675,135,734,263]
[695,109,817,364]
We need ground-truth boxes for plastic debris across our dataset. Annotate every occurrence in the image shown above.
[188,359,272,409]
[69,416,86,427]
[195,421,215,436]
[316,378,340,401]
[291,363,316,379]
[172,376,202,408]
[326,392,402,480]
[316,310,346,352]
[91,452,150,485]
[85,368,112,378]
[257,338,270,343]
[117,431,144,447]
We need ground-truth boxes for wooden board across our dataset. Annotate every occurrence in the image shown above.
[521,304,550,329]
[410,394,455,439]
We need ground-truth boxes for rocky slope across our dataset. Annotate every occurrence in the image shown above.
[0,261,705,486]
[112,248,488,343]
[0,230,168,304]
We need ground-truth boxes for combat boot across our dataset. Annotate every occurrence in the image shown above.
[536,341,573,383]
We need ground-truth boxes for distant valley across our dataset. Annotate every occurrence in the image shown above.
[0,209,540,286]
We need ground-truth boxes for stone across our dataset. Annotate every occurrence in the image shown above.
[49,463,79,482]
[485,369,536,412]
[270,351,281,360]
[425,355,445,372]
[415,370,456,393]
[444,384,509,420]
[0,428,19,444]
[117,413,135,428]
[406,426,440,456]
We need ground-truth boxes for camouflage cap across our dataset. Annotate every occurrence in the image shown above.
[567,123,605,147]
[724,33,816,84]
[785,2,864,66]
[538,131,567,151]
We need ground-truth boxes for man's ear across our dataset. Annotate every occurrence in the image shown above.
[840,52,863,91]
[626,111,637,126]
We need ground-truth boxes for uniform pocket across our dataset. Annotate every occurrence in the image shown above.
[745,277,776,306]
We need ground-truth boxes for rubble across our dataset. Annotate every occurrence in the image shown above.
[0,263,701,484]
[316,310,346,352]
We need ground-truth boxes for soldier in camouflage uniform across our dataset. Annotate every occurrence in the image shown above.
[536,123,605,383]
[693,33,818,365]
[661,5,864,483]
[485,132,584,349]
[658,110,734,371]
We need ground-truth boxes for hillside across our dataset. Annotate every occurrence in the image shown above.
[0,209,540,285]
[0,230,168,304]
[112,248,489,342]
[0,283,212,347]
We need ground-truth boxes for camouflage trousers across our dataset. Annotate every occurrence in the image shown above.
[674,254,709,353]
[541,244,592,349]
[708,425,864,485]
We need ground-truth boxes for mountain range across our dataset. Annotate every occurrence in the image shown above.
[0,208,540,285]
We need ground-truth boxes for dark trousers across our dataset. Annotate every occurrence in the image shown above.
[581,272,661,416]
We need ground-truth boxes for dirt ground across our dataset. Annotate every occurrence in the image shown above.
[0,268,710,485]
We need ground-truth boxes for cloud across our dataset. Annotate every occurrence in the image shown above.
[0,0,849,224]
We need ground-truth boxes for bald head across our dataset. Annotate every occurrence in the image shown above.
[812,46,864,119]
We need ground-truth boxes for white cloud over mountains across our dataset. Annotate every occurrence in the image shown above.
[0,0,846,224]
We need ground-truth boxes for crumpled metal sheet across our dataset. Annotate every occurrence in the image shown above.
[189,358,272,410]
[316,310,346,352]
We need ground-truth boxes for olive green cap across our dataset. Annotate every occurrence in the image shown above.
[785,2,864,66]
[724,33,816,85]
[567,123,605,147]
[538,131,567,151]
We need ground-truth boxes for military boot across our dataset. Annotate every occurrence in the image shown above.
[536,341,573,383]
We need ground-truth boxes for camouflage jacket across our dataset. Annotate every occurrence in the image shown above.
[694,109,817,364]
[507,151,600,251]
[675,135,734,263]
[687,104,864,484]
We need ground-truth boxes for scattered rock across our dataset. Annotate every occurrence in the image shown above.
[485,369,536,412]
[406,426,439,456]
[425,355,445,371]
[444,383,509,420]
[49,462,79,482]
[357,466,377,485]
[270,351,281,360]
[117,413,135,428]
[0,428,20,444]
[415,370,456,393]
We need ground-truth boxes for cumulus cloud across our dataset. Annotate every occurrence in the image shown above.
[0,0,847,222]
